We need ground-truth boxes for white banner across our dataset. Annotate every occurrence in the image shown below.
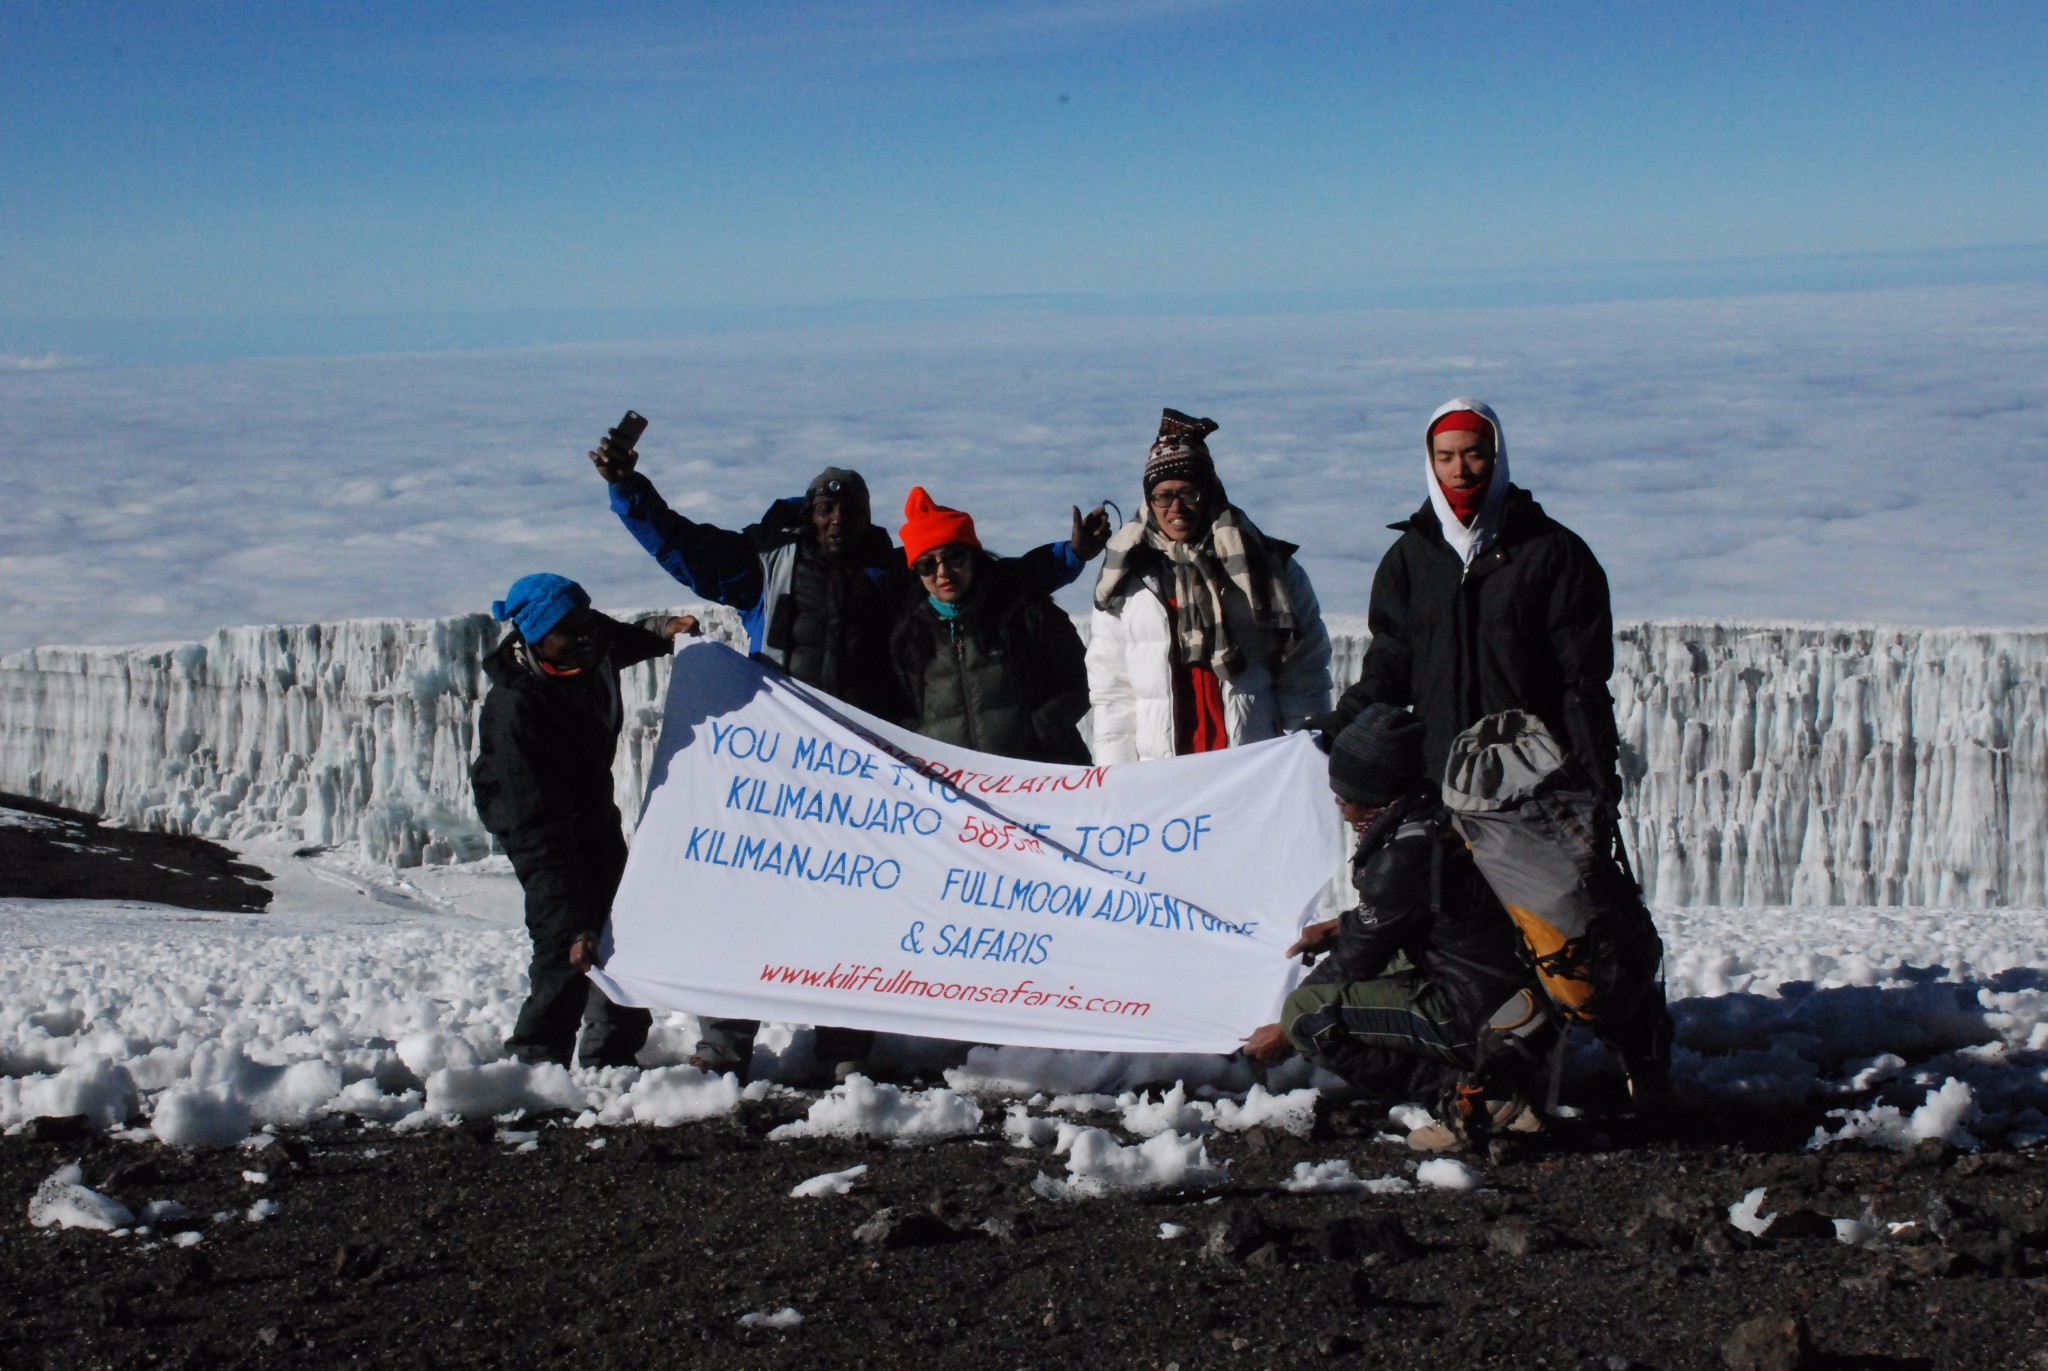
[590,641,1341,1053]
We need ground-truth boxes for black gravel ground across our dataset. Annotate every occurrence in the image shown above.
[7,1101,2048,1371]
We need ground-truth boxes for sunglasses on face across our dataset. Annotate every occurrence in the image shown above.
[913,547,974,577]
[1148,486,1206,511]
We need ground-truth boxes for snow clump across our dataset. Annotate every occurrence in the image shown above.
[768,1074,982,1143]
[1415,1158,1483,1191]
[28,1164,135,1232]
[423,1061,579,1118]
[601,1065,744,1126]
[1279,1159,1415,1195]
[738,1307,803,1330]
[1213,1084,1318,1136]
[0,1057,135,1131]
[789,1164,869,1199]
[1808,1077,1980,1153]
[1728,1187,1777,1236]
[1030,1121,1227,1200]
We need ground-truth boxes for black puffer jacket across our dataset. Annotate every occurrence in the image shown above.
[470,615,672,944]
[763,522,908,721]
[1325,486,1619,797]
[888,558,1092,764]
[1303,790,1532,1031]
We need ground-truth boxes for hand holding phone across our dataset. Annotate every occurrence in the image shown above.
[590,410,647,482]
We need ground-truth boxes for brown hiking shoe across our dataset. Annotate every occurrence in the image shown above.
[1406,1089,1543,1153]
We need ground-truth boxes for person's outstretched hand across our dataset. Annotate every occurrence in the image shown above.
[1241,1022,1291,1064]
[1286,918,1341,959]
[665,614,702,640]
[568,935,598,972]
[589,441,638,484]
[1070,503,1112,561]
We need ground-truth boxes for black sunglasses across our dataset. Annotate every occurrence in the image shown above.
[912,547,974,577]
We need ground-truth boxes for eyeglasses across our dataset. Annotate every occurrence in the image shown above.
[912,547,974,577]
[1148,487,1206,511]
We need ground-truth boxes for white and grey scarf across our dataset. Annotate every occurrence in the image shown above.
[1093,504,1302,677]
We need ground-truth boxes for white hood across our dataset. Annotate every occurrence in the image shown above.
[1423,396,1509,567]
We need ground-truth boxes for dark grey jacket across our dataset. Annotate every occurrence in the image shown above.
[888,557,1091,764]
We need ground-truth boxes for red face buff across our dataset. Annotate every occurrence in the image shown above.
[1430,411,1493,521]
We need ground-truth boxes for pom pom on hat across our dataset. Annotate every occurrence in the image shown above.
[900,486,980,567]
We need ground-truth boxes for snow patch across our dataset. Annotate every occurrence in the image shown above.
[789,1164,869,1199]
[1415,1158,1482,1191]
[1808,1077,1981,1153]
[767,1074,982,1143]
[738,1307,803,1330]
[1030,1122,1227,1200]
[28,1164,135,1232]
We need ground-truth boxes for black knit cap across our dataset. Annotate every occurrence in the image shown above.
[1143,408,1221,495]
[805,466,871,523]
[1329,703,1427,806]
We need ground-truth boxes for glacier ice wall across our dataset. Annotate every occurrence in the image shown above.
[0,608,745,868]
[1,613,2042,906]
[1615,623,2046,908]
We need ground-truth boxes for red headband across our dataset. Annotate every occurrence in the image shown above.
[1429,410,1491,438]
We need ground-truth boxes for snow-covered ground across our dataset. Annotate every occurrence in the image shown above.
[6,841,2047,1163]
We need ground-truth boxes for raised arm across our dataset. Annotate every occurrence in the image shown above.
[1006,503,1112,595]
[605,470,765,610]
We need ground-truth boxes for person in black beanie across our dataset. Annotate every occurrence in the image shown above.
[1242,703,1547,1149]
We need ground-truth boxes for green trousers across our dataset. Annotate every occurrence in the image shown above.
[1281,961,1474,1095]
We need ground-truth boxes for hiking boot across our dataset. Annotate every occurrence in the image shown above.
[1406,1090,1542,1153]
[687,1047,748,1081]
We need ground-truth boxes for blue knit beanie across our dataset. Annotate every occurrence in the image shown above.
[492,573,591,645]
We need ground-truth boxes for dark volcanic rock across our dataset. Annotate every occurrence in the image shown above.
[852,1206,955,1248]
[1720,1311,1811,1370]
[0,793,272,910]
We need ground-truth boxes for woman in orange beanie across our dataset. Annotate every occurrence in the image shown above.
[888,487,1091,763]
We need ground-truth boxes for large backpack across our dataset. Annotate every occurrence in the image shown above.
[1440,711,1667,1046]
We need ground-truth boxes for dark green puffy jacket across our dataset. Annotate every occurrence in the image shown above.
[888,558,1092,764]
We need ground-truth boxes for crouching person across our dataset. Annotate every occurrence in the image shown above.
[470,572,698,1068]
[1242,704,1550,1149]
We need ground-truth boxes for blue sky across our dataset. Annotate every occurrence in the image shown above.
[4,1,2045,361]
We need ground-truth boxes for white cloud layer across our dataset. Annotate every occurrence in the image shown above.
[1,283,2043,655]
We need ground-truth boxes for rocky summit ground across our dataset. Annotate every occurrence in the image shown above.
[7,814,2048,1370]
[9,1100,2048,1371]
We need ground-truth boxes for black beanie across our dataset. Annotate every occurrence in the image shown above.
[805,467,870,522]
[1329,703,1427,806]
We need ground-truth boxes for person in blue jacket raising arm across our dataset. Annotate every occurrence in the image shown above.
[588,425,1112,1082]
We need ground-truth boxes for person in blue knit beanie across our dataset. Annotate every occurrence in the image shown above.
[470,574,699,1068]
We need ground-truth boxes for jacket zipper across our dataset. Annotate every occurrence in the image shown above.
[951,631,980,751]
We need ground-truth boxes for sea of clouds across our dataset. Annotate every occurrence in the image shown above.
[2,282,2044,657]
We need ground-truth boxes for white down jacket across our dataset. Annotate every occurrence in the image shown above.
[1086,556,1332,764]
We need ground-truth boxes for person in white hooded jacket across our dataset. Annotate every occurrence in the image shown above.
[1087,409,1332,763]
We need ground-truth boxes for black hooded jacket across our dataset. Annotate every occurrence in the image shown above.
[1325,485,1619,797]
[470,615,673,943]
[888,556,1092,764]
[1303,789,1532,1031]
